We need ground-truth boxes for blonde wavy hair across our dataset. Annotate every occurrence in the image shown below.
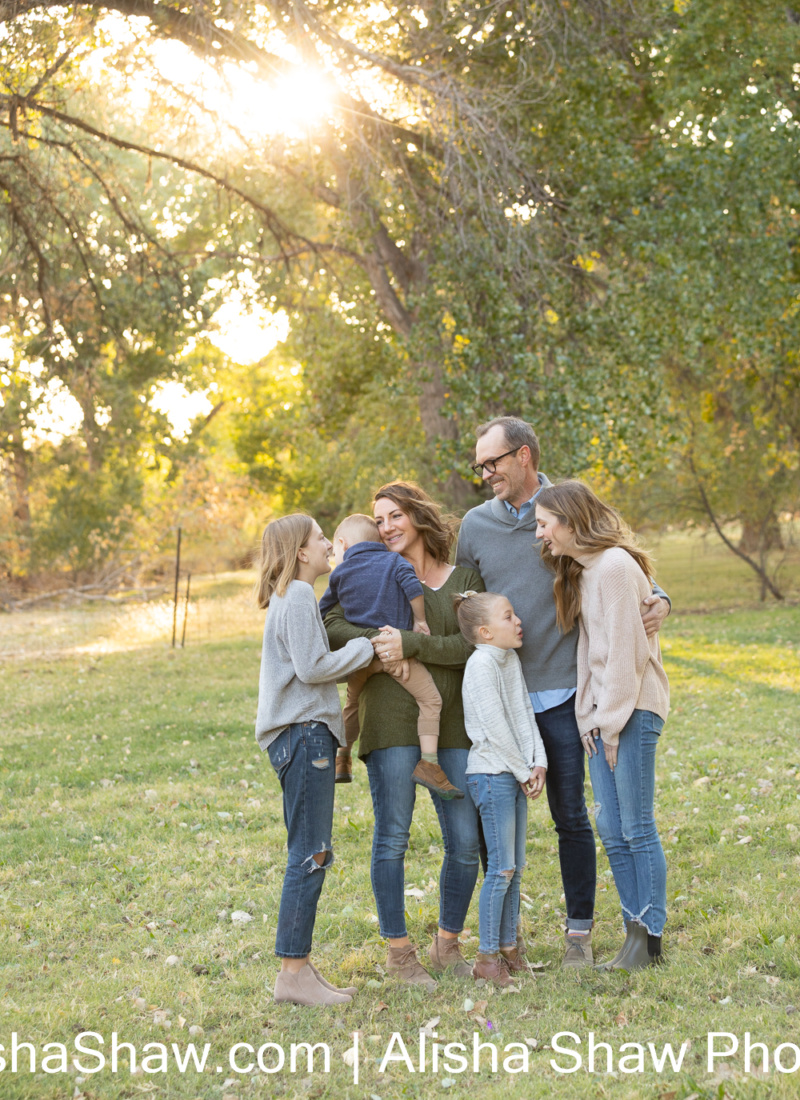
[255,514,314,609]
[537,481,654,634]
[453,590,504,645]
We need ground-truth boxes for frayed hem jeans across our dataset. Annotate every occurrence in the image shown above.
[267,722,337,958]
[466,772,527,955]
[587,709,667,937]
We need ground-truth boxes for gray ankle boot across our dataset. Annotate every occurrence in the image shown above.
[597,921,636,970]
[609,922,649,970]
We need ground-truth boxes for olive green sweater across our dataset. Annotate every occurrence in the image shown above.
[323,565,484,758]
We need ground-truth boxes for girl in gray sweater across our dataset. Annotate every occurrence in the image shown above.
[455,591,548,987]
[255,514,374,1007]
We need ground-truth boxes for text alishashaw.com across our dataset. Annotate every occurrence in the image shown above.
[0,1031,798,1080]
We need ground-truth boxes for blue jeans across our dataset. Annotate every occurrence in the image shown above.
[587,710,666,936]
[467,773,527,955]
[267,722,337,958]
[364,746,480,939]
[535,696,596,931]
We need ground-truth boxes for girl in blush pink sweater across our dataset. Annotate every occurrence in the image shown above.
[535,481,669,972]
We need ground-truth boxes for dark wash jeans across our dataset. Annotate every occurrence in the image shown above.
[536,696,596,930]
[267,722,337,958]
[364,746,480,939]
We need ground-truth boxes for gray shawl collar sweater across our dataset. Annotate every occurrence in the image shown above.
[456,472,580,693]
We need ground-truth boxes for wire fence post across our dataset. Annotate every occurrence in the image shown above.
[171,527,182,648]
[181,572,191,648]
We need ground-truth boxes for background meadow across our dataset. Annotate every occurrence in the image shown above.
[1,537,799,1100]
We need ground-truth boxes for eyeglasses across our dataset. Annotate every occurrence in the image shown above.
[470,447,522,478]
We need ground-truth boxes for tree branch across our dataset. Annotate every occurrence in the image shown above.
[688,457,784,601]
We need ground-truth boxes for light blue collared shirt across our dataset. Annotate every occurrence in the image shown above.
[502,487,577,713]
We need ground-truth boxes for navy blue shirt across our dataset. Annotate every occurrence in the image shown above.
[318,542,424,630]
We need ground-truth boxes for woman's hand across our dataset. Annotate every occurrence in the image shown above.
[603,739,618,771]
[372,626,404,664]
[522,766,547,799]
[581,728,600,757]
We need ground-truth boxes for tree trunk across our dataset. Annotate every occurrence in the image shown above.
[739,516,784,553]
[9,442,31,528]
[416,360,473,510]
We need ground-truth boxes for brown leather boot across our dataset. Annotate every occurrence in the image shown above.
[412,759,464,799]
[428,934,472,977]
[472,952,514,987]
[386,944,437,990]
[499,946,529,974]
[335,752,353,784]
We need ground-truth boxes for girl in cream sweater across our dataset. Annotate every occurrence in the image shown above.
[535,481,670,970]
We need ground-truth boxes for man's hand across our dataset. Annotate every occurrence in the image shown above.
[641,594,669,638]
[522,766,547,799]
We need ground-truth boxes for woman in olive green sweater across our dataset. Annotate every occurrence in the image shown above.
[324,481,484,988]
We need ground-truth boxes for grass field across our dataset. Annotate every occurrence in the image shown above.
[1,537,799,1100]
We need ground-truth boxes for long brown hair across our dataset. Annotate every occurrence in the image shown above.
[372,481,456,564]
[536,481,654,633]
[254,514,314,609]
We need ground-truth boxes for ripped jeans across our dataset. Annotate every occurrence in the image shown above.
[267,722,337,958]
[466,772,527,955]
[587,710,666,937]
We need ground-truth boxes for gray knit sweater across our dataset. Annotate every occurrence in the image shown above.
[463,646,548,783]
[456,476,578,692]
[255,580,374,752]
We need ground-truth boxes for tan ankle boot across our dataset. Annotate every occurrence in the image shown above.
[308,960,357,996]
[562,931,593,969]
[386,944,436,989]
[428,934,472,977]
[274,963,352,1005]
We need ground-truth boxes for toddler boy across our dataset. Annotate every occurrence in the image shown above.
[319,513,463,799]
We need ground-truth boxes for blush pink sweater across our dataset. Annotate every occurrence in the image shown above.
[574,547,670,747]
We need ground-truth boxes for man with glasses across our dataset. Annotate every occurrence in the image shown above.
[456,416,669,968]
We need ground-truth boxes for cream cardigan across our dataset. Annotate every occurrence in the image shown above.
[574,547,669,747]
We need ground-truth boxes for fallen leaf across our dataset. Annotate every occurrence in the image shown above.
[404,888,425,899]
[421,1017,440,1036]
[375,1001,389,1012]
[615,1012,627,1027]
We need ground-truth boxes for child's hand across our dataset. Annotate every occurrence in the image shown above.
[521,766,546,800]
[413,620,431,635]
[384,658,411,682]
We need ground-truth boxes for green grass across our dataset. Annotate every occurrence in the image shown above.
[0,574,799,1099]
[648,527,800,610]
